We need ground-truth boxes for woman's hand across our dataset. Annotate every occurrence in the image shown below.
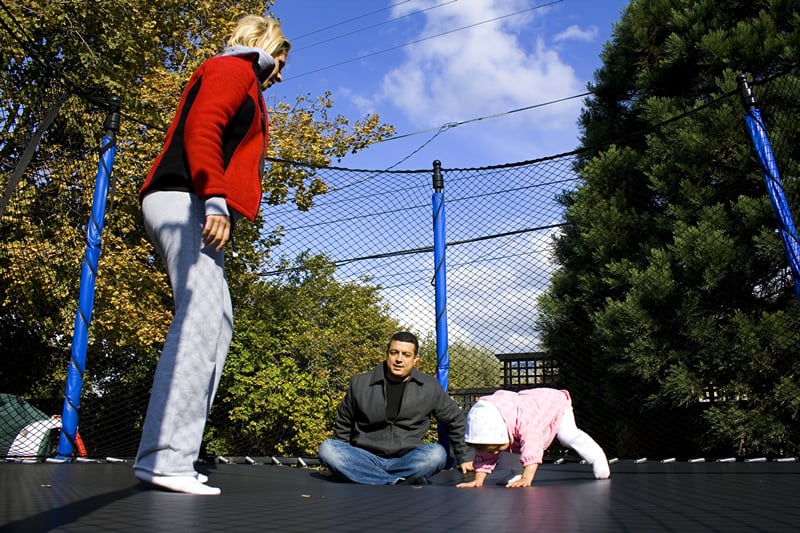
[202,214,231,251]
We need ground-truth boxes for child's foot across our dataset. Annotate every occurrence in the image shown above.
[135,471,221,495]
[592,459,611,479]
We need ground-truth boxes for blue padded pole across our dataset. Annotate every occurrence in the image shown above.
[431,160,452,461]
[737,75,800,303]
[56,96,120,459]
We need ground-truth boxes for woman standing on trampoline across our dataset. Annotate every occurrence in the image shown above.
[134,14,290,495]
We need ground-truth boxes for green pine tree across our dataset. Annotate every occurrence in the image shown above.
[537,0,800,457]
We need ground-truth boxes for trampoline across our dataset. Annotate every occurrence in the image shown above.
[2,458,798,532]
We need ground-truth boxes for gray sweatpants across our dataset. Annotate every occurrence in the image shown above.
[134,190,232,477]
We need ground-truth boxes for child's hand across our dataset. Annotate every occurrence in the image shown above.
[505,464,538,488]
[456,470,487,488]
[456,480,484,488]
[505,475,532,488]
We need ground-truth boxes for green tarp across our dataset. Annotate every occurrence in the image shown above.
[1,393,58,458]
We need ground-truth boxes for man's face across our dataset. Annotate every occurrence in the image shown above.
[385,340,419,382]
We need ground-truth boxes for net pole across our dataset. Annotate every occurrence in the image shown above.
[56,96,121,459]
[431,160,452,462]
[737,74,800,303]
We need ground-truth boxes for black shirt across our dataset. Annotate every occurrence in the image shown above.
[384,365,407,421]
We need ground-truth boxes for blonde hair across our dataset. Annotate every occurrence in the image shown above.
[227,15,291,56]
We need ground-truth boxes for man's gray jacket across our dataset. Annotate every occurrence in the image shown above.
[332,363,473,465]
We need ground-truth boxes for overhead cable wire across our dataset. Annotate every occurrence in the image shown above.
[285,0,563,80]
[293,0,459,52]
[380,91,591,143]
[277,173,579,231]
[324,88,587,186]
[344,247,549,286]
[290,0,413,40]
[308,124,450,194]
[367,126,447,170]
[258,223,566,276]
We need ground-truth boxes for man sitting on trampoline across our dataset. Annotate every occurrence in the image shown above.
[318,331,473,485]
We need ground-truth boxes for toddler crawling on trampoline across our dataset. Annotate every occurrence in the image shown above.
[456,388,610,488]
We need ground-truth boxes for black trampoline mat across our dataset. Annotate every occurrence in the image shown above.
[2,460,799,532]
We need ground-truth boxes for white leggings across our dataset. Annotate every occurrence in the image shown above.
[556,407,607,465]
[134,191,232,477]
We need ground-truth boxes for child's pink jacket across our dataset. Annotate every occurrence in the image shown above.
[473,388,572,474]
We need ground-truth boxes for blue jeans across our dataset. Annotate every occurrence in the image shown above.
[318,439,446,485]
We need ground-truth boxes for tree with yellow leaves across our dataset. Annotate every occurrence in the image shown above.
[1,0,394,455]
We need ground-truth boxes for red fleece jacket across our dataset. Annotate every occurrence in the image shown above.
[139,54,267,221]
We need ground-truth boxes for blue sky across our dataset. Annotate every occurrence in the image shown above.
[267,0,631,171]
[262,0,631,350]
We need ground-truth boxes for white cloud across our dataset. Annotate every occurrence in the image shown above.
[348,0,586,162]
[375,226,560,353]
[322,2,588,352]
[383,288,473,343]
[553,24,599,43]
[337,86,377,117]
[376,0,582,130]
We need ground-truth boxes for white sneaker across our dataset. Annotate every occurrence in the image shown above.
[135,471,221,495]
[195,472,208,484]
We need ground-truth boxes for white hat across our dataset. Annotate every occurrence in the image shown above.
[465,400,508,444]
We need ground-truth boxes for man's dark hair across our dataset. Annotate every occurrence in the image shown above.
[387,331,419,355]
